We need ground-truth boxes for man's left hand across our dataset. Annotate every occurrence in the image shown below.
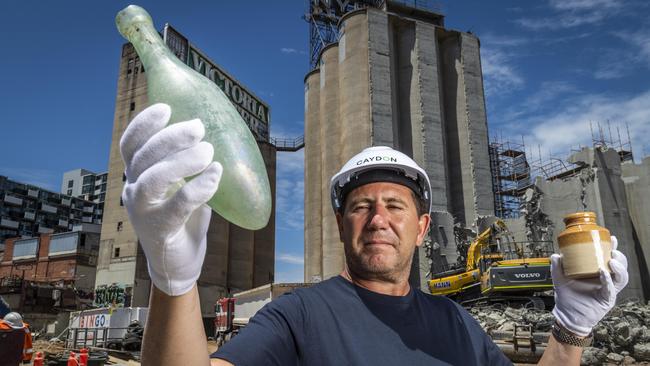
[550,236,629,337]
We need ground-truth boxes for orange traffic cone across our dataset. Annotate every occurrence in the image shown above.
[67,351,78,366]
[79,348,89,366]
[33,352,45,366]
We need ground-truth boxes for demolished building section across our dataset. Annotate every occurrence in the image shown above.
[533,147,647,300]
[426,142,650,302]
[621,156,650,299]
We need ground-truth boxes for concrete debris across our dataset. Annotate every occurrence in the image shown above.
[520,186,554,255]
[607,352,625,363]
[635,343,650,362]
[468,300,650,365]
[578,167,596,210]
[453,223,476,268]
[581,347,608,365]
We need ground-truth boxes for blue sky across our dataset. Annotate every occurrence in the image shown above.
[1,1,649,283]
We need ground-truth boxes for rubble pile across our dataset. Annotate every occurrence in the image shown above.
[468,300,650,365]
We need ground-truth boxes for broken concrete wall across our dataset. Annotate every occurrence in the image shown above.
[536,147,644,300]
[439,29,494,227]
[423,211,457,284]
[621,156,650,300]
[503,217,528,247]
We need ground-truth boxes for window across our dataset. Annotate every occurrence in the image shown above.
[122,172,126,182]
[49,232,79,256]
[68,180,74,188]
[127,58,134,76]
[13,238,38,259]
[114,247,121,258]
[117,221,123,231]
[67,189,72,196]
[130,102,135,111]
[120,197,124,207]
[82,175,94,185]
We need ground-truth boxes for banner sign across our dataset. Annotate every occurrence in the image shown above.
[163,24,270,142]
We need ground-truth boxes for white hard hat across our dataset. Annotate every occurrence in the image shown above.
[3,312,23,329]
[330,146,432,214]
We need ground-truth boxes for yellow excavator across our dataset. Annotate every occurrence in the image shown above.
[428,220,554,309]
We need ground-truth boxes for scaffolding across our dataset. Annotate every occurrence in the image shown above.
[589,121,634,163]
[488,136,532,219]
[304,0,442,69]
[305,0,378,70]
[489,122,635,219]
[527,144,582,182]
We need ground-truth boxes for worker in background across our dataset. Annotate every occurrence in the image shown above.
[1,312,33,365]
[120,104,629,365]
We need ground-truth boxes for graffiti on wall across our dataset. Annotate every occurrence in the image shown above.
[93,284,132,308]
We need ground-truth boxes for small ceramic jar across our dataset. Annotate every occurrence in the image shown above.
[557,212,612,279]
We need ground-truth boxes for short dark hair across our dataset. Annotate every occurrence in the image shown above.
[410,190,427,217]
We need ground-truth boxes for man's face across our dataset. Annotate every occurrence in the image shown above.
[336,182,430,283]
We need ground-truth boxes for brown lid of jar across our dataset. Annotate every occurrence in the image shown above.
[563,211,597,227]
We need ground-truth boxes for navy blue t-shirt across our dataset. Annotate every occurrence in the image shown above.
[212,276,512,365]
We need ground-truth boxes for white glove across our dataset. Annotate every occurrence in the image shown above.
[551,236,629,336]
[120,103,222,296]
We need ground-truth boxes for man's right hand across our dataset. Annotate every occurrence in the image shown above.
[120,103,222,296]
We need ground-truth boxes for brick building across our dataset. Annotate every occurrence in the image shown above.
[0,226,100,313]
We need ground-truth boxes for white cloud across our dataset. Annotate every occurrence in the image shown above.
[616,29,650,66]
[593,53,629,80]
[516,0,623,30]
[478,33,528,98]
[277,253,304,265]
[275,151,305,230]
[274,267,304,283]
[480,34,527,47]
[549,0,620,11]
[593,28,650,79]
[281,47,306,55]
[481,47,524,97]
[498,81,578,123]
[499,89,650,160]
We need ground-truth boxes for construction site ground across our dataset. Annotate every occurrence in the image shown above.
[30,339,219,365]
[31,340,650,365]
[33,308,650,366]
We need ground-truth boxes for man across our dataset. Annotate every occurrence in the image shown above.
[121,104,628,365]
[1,312,33,365]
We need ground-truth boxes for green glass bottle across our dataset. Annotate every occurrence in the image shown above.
[116,5,271,230]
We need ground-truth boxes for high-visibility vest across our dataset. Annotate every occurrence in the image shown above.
[23,322,33,361]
